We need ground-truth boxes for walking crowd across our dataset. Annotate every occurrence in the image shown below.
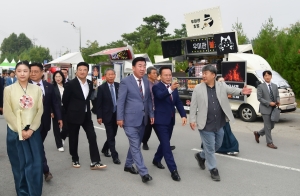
[1,57,281,195]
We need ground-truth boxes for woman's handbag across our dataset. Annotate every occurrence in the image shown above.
[271,106,281,122]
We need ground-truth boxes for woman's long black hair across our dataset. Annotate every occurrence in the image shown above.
[52,70,65,86]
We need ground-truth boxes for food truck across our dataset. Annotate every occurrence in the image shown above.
[161,7,297,122]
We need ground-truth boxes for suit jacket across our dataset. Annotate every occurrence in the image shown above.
[189,81,242,130]
[31,80,62,131]
[153,82,186,126]
[6,77,17,86]
[257,83,280,115]
[117,75,154,127]
[62,77,93,124]
[96,82,119,123]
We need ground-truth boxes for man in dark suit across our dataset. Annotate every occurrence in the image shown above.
[61,68,70,83]
[6,71,17,86]
[117,57,154,183]
[62,62,106,170]
[254,70,280,149]
[96,68,120,164]
[30,63,63,182]
[152,66,187,181]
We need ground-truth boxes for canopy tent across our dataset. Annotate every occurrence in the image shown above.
[47,52,84,65]
[0,58,16,68]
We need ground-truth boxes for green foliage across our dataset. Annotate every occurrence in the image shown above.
[253,18,300,98]
[0,33,33,62]
[19,46,52,63]
[232,21,249,44]
[143,14,170,38]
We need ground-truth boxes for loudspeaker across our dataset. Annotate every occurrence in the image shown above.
[161,40,182,58]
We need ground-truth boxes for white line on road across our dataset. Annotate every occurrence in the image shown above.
[191,148,300,172]
[94,126,105,130]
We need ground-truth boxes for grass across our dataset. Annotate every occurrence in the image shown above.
[297,99,300,108]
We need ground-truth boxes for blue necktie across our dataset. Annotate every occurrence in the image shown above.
[110,84,116,113]
[268,84,275,102]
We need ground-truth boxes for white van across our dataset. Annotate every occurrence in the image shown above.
[227,53,297,122]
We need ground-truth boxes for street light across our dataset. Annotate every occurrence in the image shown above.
[63,20,81,51]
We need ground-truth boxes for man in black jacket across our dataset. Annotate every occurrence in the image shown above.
[30,62,63,182]
[62,62,106,170]
[97,68,120,164]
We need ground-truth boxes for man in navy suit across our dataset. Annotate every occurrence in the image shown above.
[97,68,120,164]
[30,63,62,182]
[152,66,187,181]
[6,71,17,86]
[117,57,154,183]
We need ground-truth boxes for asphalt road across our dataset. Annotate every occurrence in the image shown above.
[0,110,300,196]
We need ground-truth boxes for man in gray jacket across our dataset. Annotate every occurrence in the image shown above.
[189,65,252,181]
[254,70,280,149]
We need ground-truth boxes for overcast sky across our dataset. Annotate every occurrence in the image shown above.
[0,0,298,59]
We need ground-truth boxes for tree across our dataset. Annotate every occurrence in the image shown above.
[173,24,187,38]
[253,18,300,98]
[143,14,170,38]
[0,33,32,56]
[19,46,52,63]
[232,21,249,44]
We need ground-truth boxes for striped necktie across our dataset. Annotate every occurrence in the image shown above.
[268,84,275,102]
[138,79,144,99]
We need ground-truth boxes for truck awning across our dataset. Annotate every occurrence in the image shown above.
[89,47,129,56]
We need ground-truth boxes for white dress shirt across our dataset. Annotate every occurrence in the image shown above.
[265,82,272,93]
[32,80,45,95]
[77,77,89,112]
[108,82,117,104]
[133,74,145,96]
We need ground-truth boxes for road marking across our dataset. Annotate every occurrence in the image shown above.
[191,148,300,172]
[94,126,105,130]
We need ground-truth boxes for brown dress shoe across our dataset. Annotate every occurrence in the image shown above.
[267,143,278,149]
[44,172,53,182]
[254,131,260,143]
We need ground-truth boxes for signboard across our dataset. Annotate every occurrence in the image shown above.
[184,7,223,37]
[185,36,217,54]
[186,38,208,53]
[161,40,182,58]
[221,61,247,102]
[214,32,238,55]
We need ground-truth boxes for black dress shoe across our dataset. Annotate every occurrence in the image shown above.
[124,166,139,174]
[143,143,149,150]
[171,170,181,181]
[195,153,206,170]
[152,161,165,169]
[141,174,153,183]
[102,150,111,157]
[170,146,175,150]
[113,158,121,165]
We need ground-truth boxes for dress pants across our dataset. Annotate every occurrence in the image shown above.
[153,121,176,172]
[40,125,50,174]
[60,109,69,140]
[198,128,224,170]
[68,112,101,163]
[7,127,43,196]
[52,117,63,149]
[142,116,157,144]
[124,124,148,176]
[259,114,275,143]
[101,112,119,159]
